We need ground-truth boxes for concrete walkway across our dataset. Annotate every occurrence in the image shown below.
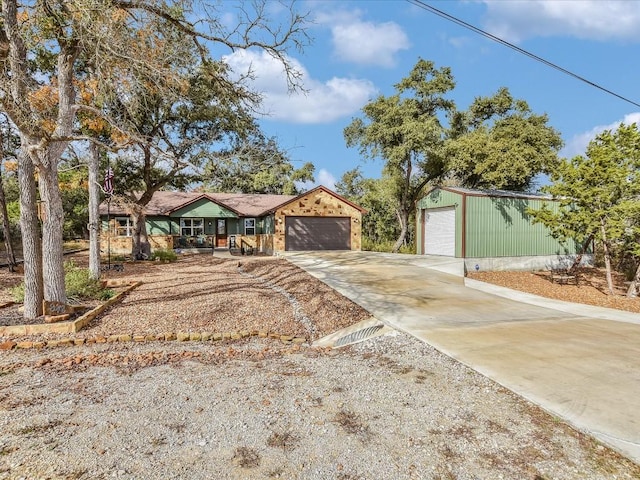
[283,251,640,464]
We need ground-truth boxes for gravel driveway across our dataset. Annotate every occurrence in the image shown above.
[1,254,639,479]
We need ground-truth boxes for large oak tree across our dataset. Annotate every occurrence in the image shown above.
[344,59,455,252]
[0,0,308,318]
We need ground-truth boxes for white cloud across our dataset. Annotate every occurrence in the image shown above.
[561,112,640,158]
[317,169,337,190]
[296,168,337,191]
[481,0,640,43]
[224,50,377,124]
[315,9,410,67]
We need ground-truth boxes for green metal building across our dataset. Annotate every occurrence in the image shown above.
[416,187,591,272]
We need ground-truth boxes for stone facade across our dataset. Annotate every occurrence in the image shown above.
[273,188,363,252]
[101,234,173,255]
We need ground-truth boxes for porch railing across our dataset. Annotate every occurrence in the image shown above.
[173,235,214,249]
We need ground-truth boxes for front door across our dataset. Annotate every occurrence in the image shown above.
[216,219,227,247]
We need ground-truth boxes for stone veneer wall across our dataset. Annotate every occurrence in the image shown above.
[273,189,362,252]
[100,235,173,255]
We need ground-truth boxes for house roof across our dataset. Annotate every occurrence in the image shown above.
[436,186,552,201]
[100,190,297,217]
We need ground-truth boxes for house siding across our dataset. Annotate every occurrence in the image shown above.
[147,216,172,235]
[465,196,576,257]
[170,198,237,218]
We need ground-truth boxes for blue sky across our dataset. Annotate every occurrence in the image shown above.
[223,0,640,191]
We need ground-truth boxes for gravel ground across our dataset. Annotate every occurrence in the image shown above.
[1,333,639,480]
[1,253,639,479]
[0,253,371,343]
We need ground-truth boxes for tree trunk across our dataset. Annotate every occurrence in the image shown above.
[568,234,593,274]
[0,128,17,272]
[37,156,67,304]
[131,205,150,260]
[88,143,101,279]
[0,168,17,272]
[626,262,640,298]
[17,149,43,319]
[600,220,615,295]
[392,207,409,253]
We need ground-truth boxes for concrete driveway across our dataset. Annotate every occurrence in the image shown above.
[283,251,640,464]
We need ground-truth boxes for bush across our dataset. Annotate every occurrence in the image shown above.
[11,261,115,303]
[151,248,178,263]
[10,283,24,303]
[362,238,415,254]
[64,262,105,301]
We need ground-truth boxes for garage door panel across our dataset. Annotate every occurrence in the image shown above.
[285,217,351,251]
[424,207,455,256]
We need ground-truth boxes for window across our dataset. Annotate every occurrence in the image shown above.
[180,218,204,236]
[244,218,256,235]
[115,217,132,237]
[217,219,226,235]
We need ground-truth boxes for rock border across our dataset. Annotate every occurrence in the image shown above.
[0,281,142,337]
[0,330,307,351]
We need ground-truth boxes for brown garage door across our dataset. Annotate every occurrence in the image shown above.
[285,217,351,251]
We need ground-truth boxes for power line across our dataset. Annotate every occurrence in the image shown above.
[407,0,640,109]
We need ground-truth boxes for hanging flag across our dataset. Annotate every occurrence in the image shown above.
[104,167,114,195]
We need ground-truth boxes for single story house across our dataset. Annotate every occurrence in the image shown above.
[416,186,593,272]
[99,185,365,255]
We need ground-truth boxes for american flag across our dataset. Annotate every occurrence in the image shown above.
[104,167,114,195]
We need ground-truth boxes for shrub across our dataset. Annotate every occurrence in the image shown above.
[362,238,415,254]
[11,261,115,303]
[10,283,24,303]
[151,248,178,263]
[64,261,107,301]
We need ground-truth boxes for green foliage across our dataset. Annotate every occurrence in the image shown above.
[64,261,110,301]
[446,87,563,191]
[362,238,415,254]
[203,132,315,194]
[11,261,115,303]
[344,58,455,252]
[531,123,640,247]
[10,283,24,304]
[529,123,640,292]
[336,168,405,245]
[151,249,178,263]
[59,163,90,239]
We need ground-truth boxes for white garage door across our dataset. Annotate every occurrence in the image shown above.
[423,207,456,256]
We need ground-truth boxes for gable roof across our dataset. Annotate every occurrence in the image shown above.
[99,185,366,217]
[99,190,297,217]
[268,185,368,213]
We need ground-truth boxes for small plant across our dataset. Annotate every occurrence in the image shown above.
[267,429,298,451]
[99,288,115,301]
[11,261,114,303]
[150,248,178,263]
[362,238,415,254]
[231,446,260,468]
[64,261,106,300]
[334,410,371,442]
[10,283,24,303]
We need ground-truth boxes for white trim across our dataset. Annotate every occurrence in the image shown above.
[244,218,256,235]
[180,218,204,236]
[115,217,132,237]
